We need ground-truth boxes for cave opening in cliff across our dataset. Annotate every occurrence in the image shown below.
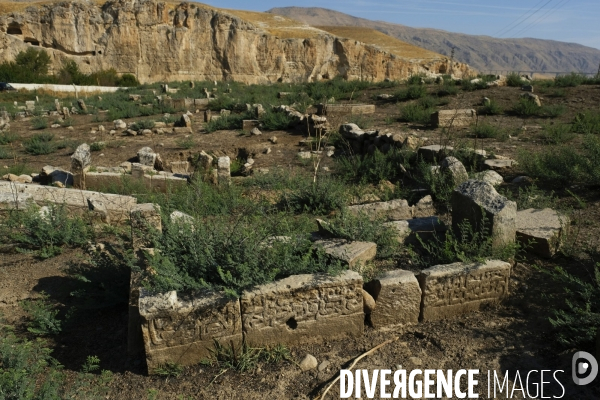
[24,38,40,46]
[7,22,22,35]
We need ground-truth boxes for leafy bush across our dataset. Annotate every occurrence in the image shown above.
[203,340,291,373]
[205,113,250,133]
[554,72,590,87]
[572,111,600,135]
[541,104,566,118]
[472,123,504,139]
[0,147,12,159]
[282,176,349,215]
[336,148,413,185]
[436,82,459,97]
[478,100,503,115]
[394,85,427,101]
[0,131,18,145]
[24,132,57,155]
[399,102,434,124]
[505,72,524,87]
[141,212,342,296]
[21,293,62,335]
[90,142,106,152]
[2,204,94,258]
[540,124,576,144]
[129,119,155,131]
[30,116,48,130]
[260,109,297,130]
[176,136,195,149]
[500,184,557,210]
[543,263,600,348]
[511,98,541,116]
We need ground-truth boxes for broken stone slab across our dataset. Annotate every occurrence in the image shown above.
[197,151,213,170]
[417,145,454,162]
[316,104,375,116]
[241,270,363,347]
[179,114,192,128]
[314,239,377,269]
[452,180,517,248]
[339,123,365,140]
[71,143,91,173]
[412,195,436,218]
[440,156,468,186]
[114,119,127,130]
[516,208,568,258]
[383,217,446,245]
[137,147,157,167]
[520,92,541,107]
[484,159,516,170]
[473,170,504,186]
[139,288,242,372]
[169,161,189,174]
[217,156,231,185]
[347,199,413,221]
[431,109,476,128]
[130,203,162,234]
[364,270,421,328]
[0,191,33,210]
[418,260,511,321]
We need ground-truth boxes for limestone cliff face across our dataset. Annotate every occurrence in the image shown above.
[0,0,473,84]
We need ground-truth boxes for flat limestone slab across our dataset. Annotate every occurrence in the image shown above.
[365,270,421,328]
[418,260,511,321]
[0,192,33,210]
[314,239,377,269]
[139,289,242,372]
[241,270,363,347]
[431,109,476,128]
[417,145,454,162]
[347,199,412,221]
[317,103,375,116]
[516,208,568,258]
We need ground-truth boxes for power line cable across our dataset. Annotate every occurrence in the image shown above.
[511,0,571,38]
[493,0,547,37]
[494,0,554,38]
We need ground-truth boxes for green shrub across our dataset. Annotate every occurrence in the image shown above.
[394,85,427,101]
[505,72,524,87]
[572,111,600,135]
[21,293,62,335]
[205,113,250,133]
[0,131,18,145]
[207,96,238,111]
[511,98,541,116]
[60,117,74,127]
[0,147,12,159]
[90,142,106,152]
[436,83,459,97]
[129,119,155,131]
[540,104,567,118]
[500,184,557,210]
[540,124,576,144]
[141,212,343,296]
[260,109,296,130]
[24,132,57,155]
[478,100,503,115]
[415,160,455,204]
[472,123,506,139]
[2,204,94,258]
[336,148,413,185]
[543,263,600,348]
[554,72,589,87]
[399,102,434,124]
[346,114,374,130]
[30,116,48,130]
[176,136,195,149]
[203,340,291,373]
[282,176,349,215]
[406,74,426,85]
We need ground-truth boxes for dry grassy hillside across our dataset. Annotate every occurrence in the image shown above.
[269,6,600,74]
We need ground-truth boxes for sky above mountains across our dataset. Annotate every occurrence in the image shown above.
[204,0,600,49]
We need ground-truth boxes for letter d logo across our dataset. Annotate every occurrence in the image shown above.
[572,351,598,385]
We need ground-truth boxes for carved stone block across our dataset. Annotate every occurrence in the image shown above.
[241,271,364,347]
[418,260,511,321]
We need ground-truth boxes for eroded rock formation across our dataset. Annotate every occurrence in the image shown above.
[0,0,473,84]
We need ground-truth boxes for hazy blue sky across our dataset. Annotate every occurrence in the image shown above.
[201,0,600,49]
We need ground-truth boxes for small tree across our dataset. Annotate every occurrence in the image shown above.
[15,47,51,77]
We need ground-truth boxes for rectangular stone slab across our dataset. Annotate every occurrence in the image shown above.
[431,109,476,128]
[364,269,421,328]
[139,289,242,372]
[516,208,568,258]
[418,260,511,321]
[347,199,413,221]
[316,104,375,116]
[314,239,377,269]
[383,217,446,245]
[241,271,364,347]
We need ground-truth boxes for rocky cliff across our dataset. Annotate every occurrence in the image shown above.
[0,0,472,84]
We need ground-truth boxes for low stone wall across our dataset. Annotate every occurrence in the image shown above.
[83,171,187,193]
[316,103,375,116]
[134,258,513,372]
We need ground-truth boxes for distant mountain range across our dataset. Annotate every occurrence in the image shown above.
[268,7,600,75]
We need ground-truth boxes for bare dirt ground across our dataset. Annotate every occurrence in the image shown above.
[1,83,600,399]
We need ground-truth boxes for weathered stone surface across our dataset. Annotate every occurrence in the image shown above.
[418,260,511,321]
[0,191,33,210]
[114,119,127,130]
[169,161,189,175]
[179,114,192,128]
[197,151,213,170]
[242,120,260,131]
[317,104,375,116]
[364,269,421,327]
[140,288,242,371]
[412,195,436,218]
[314,239,377,269]
[339,123,366,139]
[484,159,515,170]
[431,109,476,128]
[130,203,162,233]
[473,170,504,186]
[217,156,231,185]
[516,208,568,258]
[441,156,468,186]
[383,216,446,245]
[241,270,363,347]
[417,145,454,162]
[452,180,517,248]
[299,354,318,371]
[347,199,412,220]
[250,127,262,136]
[137,147,157,167]
[361,289,376,314]
[520,92,541,107]
[71,143,91,172]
